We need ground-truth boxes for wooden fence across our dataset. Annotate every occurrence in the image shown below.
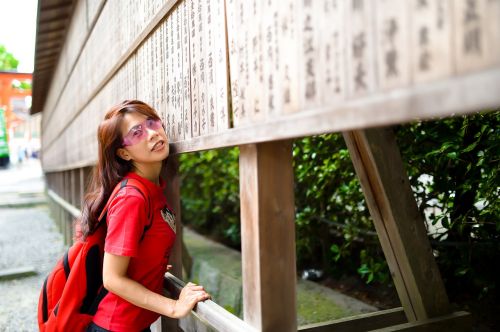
[35,0,499,330]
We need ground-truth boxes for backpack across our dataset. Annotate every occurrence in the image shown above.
[37,178,152,332]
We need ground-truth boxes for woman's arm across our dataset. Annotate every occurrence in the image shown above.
[102,252,210,318]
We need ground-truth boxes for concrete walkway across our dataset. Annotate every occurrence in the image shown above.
[0,160,65,332]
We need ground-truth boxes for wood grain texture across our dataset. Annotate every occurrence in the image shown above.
[239,140,296,331]
[161,155,183,331]
[298,307,407,332]
[343,128,450,321]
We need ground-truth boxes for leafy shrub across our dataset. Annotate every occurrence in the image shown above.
[179,111,500,300]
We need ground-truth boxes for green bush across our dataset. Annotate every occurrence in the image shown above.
[179,111,499,301]
[179,148,241,248]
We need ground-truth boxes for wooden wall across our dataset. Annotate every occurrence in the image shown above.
[40,0,500,172]
[38,0,499,331]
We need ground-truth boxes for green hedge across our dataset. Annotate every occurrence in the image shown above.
[179,111,499,302]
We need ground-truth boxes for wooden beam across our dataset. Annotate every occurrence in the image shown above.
[370,311,471,332]
[239,140,297,331]
[39,1,72,13]
[343,129,450,321]
[161,155,182,331]
[298,307,407,332]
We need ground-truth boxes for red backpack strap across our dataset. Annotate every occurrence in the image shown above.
[96,178,153,239]
[97,179,129,223]
[124,178,153,241]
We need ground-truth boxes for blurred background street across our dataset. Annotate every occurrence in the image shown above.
[0,159,64,331]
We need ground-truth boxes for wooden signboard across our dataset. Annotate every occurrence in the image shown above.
[190,0,200,136]
[182,0,192,139]
[410,0,453,83]
[280,0,299,114]
[214,0,230,131]
[320,0,347,106]
[41,0,500,180]
[375,0,411,91]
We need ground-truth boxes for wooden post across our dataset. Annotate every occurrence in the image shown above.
[78,167,87,209]
[65,171,72,243]
[70,169,76,206]
[343,128,451,322]
[160,155,182,331]
[239,140,297,332]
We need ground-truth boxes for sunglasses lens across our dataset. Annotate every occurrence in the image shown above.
[123,118,162,146]
[146,119,162,130]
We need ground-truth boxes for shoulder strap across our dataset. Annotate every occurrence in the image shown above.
[96,178,153,239]
[97,179,128,223]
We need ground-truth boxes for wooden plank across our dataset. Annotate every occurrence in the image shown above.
[452,0,489,74]
[484,0,500,67]
[171,7,180,142]
[198,0,208,135]
[226,0,249,126]
[190,0,200,136]
[157,20,166,124]
[175,5,184,141]
[320,0,346,104]
[239,140,296,331]
[298,307,407,332]
[214,0,230,131]
[164,273,258,332]
[167,14,175,139]
[79,168,85,208]
[161,155,182,331]
[346,0,377,97]
[375,0,411,91]
[299,0,323,109]
[410,0,453,83]
[262,0,280,117]
[151,23,159,111]
[43,63,500,173]
[70,169,76,206]
[205,0,217,133]
[279,0,299,114]
[181,0,192,139]
[246,0,263,122]
[370,311,471,332]
[342,128,450,321]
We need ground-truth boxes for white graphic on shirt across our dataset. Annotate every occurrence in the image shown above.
[161,206,176,233]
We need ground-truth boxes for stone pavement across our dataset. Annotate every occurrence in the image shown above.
[0,159,65,332]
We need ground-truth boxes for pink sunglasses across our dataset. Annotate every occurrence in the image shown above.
[122,118,162,147]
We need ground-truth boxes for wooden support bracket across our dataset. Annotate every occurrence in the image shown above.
[343,128,451,322]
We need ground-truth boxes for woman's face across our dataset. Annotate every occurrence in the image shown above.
[117,111,169,164]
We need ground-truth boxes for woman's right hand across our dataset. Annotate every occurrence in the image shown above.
[173,282,211,318]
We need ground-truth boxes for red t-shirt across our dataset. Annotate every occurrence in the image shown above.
[93,172,176,332]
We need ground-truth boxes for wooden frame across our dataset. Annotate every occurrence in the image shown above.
[36,0,499,330]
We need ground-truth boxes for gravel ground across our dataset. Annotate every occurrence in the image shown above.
[0,206,65,332]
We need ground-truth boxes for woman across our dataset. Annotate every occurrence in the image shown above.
[80,100,210,332]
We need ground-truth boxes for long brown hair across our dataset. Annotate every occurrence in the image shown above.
[79,100,162,239]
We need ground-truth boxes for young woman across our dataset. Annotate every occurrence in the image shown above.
[80,100,210,332]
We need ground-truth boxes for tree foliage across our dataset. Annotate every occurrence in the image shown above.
[0,45,19,71]
[179,110,499,303]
